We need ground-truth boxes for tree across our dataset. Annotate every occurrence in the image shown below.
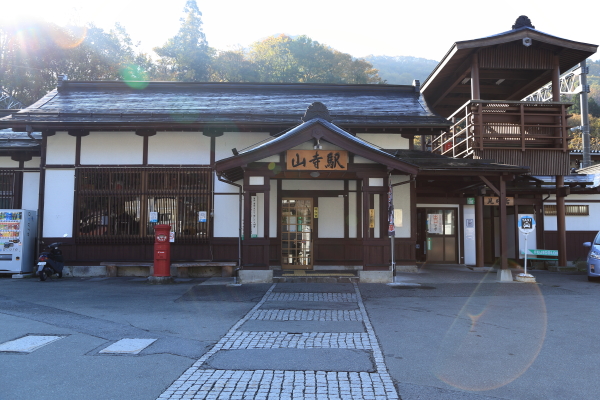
[249,34,382,84]
[210,49,259,82]
[153,0,212,81]
[0,19,153,106]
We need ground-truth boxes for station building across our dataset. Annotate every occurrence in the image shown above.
[0,17,598,282]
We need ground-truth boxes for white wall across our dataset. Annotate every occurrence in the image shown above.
[391,175,411,238]
[543,194,600,231]
[24,157,41,168]
[215,132,272,161]
[282,180,344,191]
[46,132,75,164]
[81,132,143,165]
[463,205,476,265]
[213,194,240,237]
[348,192,357,238]
[356,134,409,149]
[353,156,376,164]
[318,197,344,238]
[290,142,343,151]
[22,172,40,211]
[148,132,211,164]
[0,158,18,168]
[43,169,74,237]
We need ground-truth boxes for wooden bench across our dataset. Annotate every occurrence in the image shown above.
[520,249,558,269]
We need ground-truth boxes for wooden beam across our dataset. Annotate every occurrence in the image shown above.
[499,177,508,270]
[556,175,567,266]
[471,53,480,100]
[552,55,561,102]
[476,195,484,268]
[479,175,500,196]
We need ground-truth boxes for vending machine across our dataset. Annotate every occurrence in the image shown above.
[0,210,37,275]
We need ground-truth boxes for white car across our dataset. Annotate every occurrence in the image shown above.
[583,231,600,281]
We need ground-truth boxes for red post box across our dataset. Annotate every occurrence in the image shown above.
[153,224,171,277]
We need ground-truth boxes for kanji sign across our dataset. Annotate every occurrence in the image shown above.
[484,196,514,206]
[286,150,348,171]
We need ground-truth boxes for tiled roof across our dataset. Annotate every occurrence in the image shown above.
[0,82,450,130]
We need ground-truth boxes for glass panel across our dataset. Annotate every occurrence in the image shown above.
[444,210,455,235]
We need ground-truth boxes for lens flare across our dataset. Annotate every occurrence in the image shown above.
[433,271,547,391]
[49,25,87,49]
[268,162,282,175]
[121,65,149,90]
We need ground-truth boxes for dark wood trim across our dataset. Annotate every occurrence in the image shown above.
[459,204,464,264]
[215,123,420,175]
[142,135,148,166]
[556,175,567,266]
[37,134,48,252]
[499,177,508,269]
[75,135,81,166]
[344,180,349,239]
[475,195,484,267]
[67,130,89,137]
[210,136,216,167]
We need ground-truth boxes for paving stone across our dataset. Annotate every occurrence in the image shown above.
[239,320,365,333]
[158,283,399,399]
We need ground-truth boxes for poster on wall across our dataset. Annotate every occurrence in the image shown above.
[149,212,158,223]
[198,211,207,223]
[251,195,258,238]
[428,214,443,234]
[465,218,475,240]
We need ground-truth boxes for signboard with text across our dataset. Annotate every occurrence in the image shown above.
[484,196,514,206]
[286,150,348,171]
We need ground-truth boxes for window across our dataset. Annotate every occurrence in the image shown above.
[76,167,211,244]
[543,205,589,216]
[0,170,17,209]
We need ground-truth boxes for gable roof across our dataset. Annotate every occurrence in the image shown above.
[421,24,597,117]
[215,118,421,181]
[0,81,449,133]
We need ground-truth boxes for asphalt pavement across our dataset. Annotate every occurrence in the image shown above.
[0,265,598,399]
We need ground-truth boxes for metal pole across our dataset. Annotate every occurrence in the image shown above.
[391,235,395,279]
[524,233,528,276]
[580,60,591,168]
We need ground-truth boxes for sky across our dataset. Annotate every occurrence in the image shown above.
[3,0,599,61]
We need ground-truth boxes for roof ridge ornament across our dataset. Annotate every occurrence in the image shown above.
[302,102,332,122]
[512,15,535,30]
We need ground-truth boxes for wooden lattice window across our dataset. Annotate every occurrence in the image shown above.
[76,167,211,244]
[0,170,17,209]
[544,205,589,216]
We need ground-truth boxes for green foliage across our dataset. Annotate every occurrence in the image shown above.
[568,95,600,117]
[153,0,212,81]
[365,56,438,85]
[248,35,382,84]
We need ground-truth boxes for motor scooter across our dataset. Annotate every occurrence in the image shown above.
[37,242,65,281]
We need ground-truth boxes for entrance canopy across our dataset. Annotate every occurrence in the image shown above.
[215,111,420,182]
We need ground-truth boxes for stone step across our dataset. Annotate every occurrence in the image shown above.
[272,270,359,283]
[273,276,360,283]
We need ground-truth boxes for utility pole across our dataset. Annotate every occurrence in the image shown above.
[580,60,591,168]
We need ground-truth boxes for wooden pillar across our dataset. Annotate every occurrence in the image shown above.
[499,177,508,270]
[475,195,484,268]
[471,53,480,100]
[552,55,561,101]
[556,175,567,266]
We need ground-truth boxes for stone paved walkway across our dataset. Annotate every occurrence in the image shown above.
[158,283,398,399]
